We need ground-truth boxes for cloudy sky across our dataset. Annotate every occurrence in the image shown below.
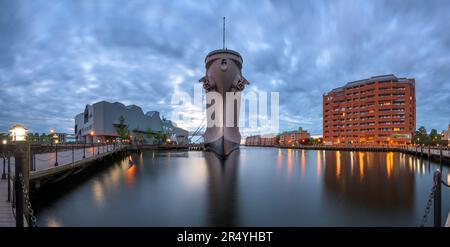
[0,0,449,136]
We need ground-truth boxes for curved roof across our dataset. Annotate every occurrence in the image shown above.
[205,49,242,61]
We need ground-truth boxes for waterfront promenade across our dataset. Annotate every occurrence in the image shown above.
[249,144,450,163]
[0,178,15,227]
[0,143,129,227]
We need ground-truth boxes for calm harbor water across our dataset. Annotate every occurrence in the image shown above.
[34,146,450,226]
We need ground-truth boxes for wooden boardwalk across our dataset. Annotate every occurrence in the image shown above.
[0,178,15,227]
[0,143,130,227]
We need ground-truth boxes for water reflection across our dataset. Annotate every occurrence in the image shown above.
[92,179,105,207]
[323,151,415,209]
[317,150,321,177]
[34,148,450,226]
[204,150,240,226]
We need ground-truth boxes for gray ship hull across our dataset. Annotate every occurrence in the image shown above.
[200,49,249,159]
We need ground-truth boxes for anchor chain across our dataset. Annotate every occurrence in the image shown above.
[420,180,438,227]
[19,174,37,227]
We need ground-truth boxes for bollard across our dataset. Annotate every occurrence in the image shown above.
[72,144,74,164]
[433,170,442,227]
[83,143,86,159]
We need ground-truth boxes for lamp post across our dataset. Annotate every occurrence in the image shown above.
[90,131,95,156]
[54,139,59,166]
[83,142,86,159]
[9,124,30,227]
[53,134,59,166]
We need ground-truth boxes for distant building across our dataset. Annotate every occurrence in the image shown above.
[443,124,450,146]
[279,127,311,146]
[323,74,416,145]
[245,134,278,146]
[74,101,188,144]
[245,135,261,146]
[260,134,278,146]
[48,133,67,143]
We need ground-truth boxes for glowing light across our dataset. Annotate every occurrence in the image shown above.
[90,131,95,136]
[277,148,282,172]
[287,149,292,176]
[317,150,321,177]
[50,129,55,134]
[301,149,305,177]
[9,124,28,142]
[386,152,394,177]
[359,152,364,179]
[336,151,341,178]
[2,140,6,145]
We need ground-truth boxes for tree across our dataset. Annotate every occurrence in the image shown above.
[116,115,130,141]
[414,126,429,144]
[154,131,168,144]
[413,126,443,146]
[429,129,440,145]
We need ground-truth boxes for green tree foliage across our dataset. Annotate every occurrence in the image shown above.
[155,131,168,144]
[116,115,130,141]
[413,126,444,145]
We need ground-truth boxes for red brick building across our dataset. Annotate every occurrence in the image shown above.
[323,74,416,145]
[245,135,261,146]
[245,134,278,146]
[279,127,311,146]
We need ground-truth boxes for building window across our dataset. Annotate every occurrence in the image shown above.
[84,106,89,124]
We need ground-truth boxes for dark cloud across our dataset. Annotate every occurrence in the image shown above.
[0,0,449,135]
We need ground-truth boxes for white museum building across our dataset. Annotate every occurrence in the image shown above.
[74,101,189,144]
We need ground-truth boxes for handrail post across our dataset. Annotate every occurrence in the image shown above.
[72,144,74,164]
[1,156,5,179]
[434,170,442,227]
[83,143,86,159]
[14,151,24,227]
[54,142,59,166]
[7,155,11,202]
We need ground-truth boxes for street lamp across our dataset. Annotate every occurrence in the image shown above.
[9,124,28,142]
[9,124,28,227]
[52,133,58,144]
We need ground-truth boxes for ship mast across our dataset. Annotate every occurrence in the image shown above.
[223,16,226,50]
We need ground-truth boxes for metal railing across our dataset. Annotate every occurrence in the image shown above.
[420,170,449,227]
[29,142,127,172]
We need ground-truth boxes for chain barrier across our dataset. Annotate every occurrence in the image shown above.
[442,180,450,188]
[19,174,37,227]
[35,155,55,162]
[420,181,437,227]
